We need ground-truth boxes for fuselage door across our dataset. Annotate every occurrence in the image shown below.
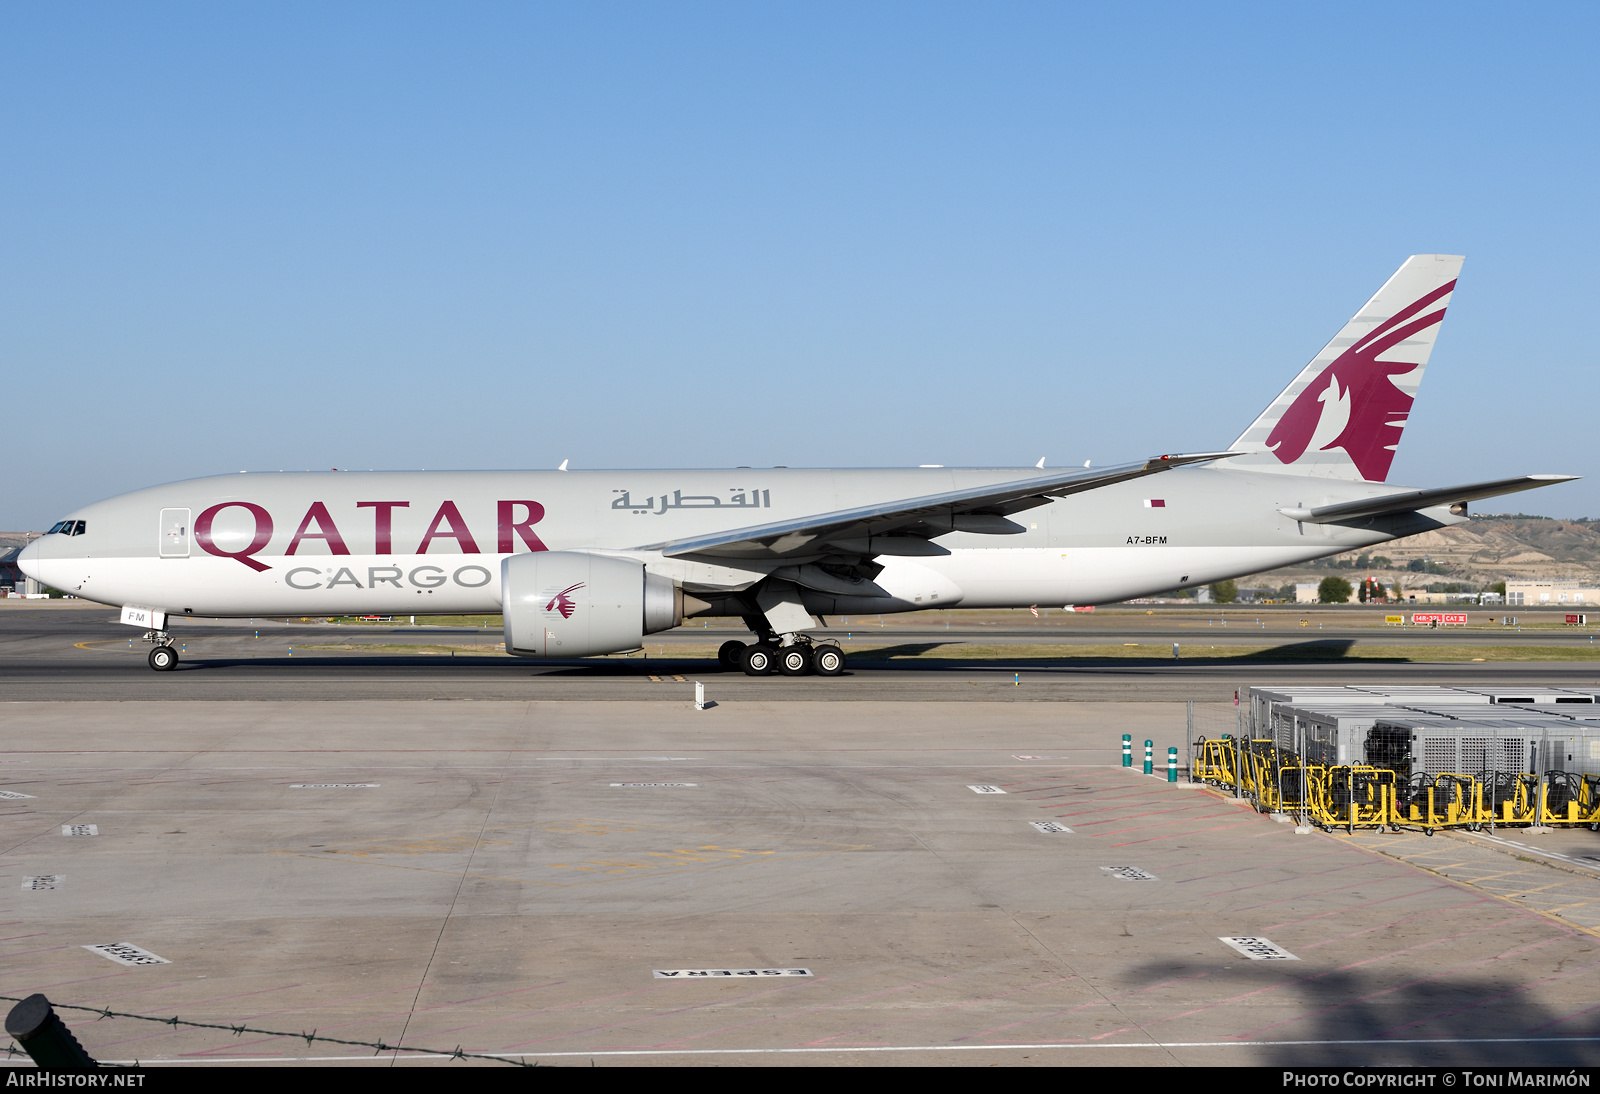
[159,508,192,558]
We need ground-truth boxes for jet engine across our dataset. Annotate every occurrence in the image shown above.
[502,552,682,658]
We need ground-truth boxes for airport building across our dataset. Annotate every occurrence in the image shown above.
[0,536,43,595]
[0,546,25,591]
[1506,578,1599,606]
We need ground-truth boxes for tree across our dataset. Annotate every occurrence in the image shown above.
[1210,579,1237,604]
[1318,576,1353,604]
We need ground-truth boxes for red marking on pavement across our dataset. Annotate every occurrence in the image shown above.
[1067,805,1229,828]
[1291,898,1493,949]
[0,944,74,962]
[1174,850,1347,885]
[959,971,1211,1042]
[1233,877,1404,912]
[1267,889,1479,935]
[495,979,822,1051]
[1051,789,1201,814]
[1196,860,1379,898]
[1126,917,1537,1039]
[1527,993,1600,1034]
[1109,822,1262,847]
[648,975,962,1049]
[179,978,584,1057]
[1092,811,1254,837]
[1235,935,1564,1040]
[1107,818,1267,844]
[8,971,132,997]
[1380,955,1600,1038]
[800,975,1082,1047]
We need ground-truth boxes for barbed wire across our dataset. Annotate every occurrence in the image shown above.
[0,994,536,1067]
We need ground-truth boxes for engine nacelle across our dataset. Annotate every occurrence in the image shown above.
[502,552,680,658]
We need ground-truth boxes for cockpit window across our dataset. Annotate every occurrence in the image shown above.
[47,521,67,535]
[72,521,86,536]
[46,520,86,536]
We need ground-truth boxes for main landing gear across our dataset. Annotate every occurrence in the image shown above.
[717,580,846,678]
[718,638,845,677]
[144,630,178,671]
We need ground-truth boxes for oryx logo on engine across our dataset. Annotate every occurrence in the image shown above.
[544,582,584,620]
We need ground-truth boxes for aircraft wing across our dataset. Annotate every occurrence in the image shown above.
[642,452,1238,561]
[1278,474,1579,525]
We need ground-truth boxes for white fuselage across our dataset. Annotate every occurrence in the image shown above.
[19,464,1456,619]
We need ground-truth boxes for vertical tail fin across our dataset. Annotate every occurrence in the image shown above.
[1227,254,1464,482]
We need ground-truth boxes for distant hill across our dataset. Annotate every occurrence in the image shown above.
[1239,514,1600,591]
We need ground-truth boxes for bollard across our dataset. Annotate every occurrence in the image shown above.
[5,994,99,1070]
[694,681,707,711]
[1122,734,1132,767]
[1167,746,1177,783]
[1143,740,1153,775]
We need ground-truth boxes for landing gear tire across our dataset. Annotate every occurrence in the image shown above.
[740,644,776,676]
[813,645,845,676]
[777,646,812,676]
[148,646,178,672]
[717,640,746,671]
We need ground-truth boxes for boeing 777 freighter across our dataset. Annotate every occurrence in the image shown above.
[18,255,1577,676]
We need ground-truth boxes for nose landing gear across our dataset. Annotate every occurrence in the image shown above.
[142,629,178,671]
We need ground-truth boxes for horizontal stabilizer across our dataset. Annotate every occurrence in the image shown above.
[1278,474,1579,525]
[642,452,1239,561]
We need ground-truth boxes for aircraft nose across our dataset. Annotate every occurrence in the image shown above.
[16,538,42,581]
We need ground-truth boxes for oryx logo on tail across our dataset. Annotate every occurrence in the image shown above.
[1228,256,1464,483]
[544,582,584,619]
[1265,279,1455,482]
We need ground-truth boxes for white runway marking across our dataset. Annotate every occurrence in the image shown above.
[1219,936,1298,961]
[85,943,171,966]
[654,968,811,979]
[101,1035,1600,1065]
[1101,865,1157,881]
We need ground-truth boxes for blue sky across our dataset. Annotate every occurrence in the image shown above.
[4,2,1596,529]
